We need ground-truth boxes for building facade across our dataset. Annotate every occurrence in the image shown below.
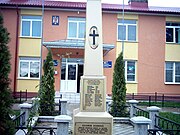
[0,0,180,97]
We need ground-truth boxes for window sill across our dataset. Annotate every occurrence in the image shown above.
[18,78,40,80]
[117,40,138,43]
[126,81,138,84]
[67,38,85,40]
[165,82,180,85]
[19,36,42,39]
[166,43,180,45]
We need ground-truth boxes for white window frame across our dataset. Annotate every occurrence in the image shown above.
[166,22,180,44]
[21,16,42,38]
[67,18,85,39]
[117,20,137,42]
[125,60,137,83]
[165,62,180,84]
[18,58,40,79]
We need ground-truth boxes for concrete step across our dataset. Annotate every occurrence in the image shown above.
[56,92,80,103]
[113,123,134,135]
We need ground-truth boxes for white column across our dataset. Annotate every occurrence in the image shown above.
[54,115,72,135]
[147,106,161,129]
[84,0,103,76]
[128,100,139,118]
[60,98,68,115]
[106,98,112,113]
[19,103,32,126]
[31,97,40,115]
[130,116,151,135]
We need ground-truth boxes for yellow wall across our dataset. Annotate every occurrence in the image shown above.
[19,38,41,57]
[116,42,138,94]
[165,17,180,61]
[126,83,138,93]
[165,45,180,61]
[21,9,42,15]
[116,14,139,94]
[166,16,180,22]
[116,13,139,60]
[17,80,39,92]
[116,42,138,60]
[17,9,42,93]
[117,14,138,20]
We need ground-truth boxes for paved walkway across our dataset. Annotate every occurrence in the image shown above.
[21,121,134,135]
[113,123,134,135]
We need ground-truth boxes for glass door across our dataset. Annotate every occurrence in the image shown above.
[60,62,77,93]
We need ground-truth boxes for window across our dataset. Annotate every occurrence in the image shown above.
[166,22,180,44]
[21,16,42,37]
[125,61,136,82]
[19,57,40,79]
[165,62,180,84]
[68,17,85,39]
[118,20,137,41]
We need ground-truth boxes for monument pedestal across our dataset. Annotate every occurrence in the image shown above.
[74,112,113,135]
[73,0,113,134]
[74,76,113,135]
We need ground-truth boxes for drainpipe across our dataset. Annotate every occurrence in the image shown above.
[13,5,19,97]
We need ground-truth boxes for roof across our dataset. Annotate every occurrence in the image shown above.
[43,39,115,51]
[43,39,115,56]
[0,0,180,15]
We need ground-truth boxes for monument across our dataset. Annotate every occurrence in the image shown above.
[73,0,113,134]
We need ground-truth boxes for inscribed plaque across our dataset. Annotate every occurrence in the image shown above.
[75,122,111,135]
[82,79,104,111]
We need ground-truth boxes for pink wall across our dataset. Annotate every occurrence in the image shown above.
[138,15,179,94]
[43,10,86,91]
[102,13,117,94]
[1,9,18,91]
[43,10,86,41]
[43,11,116,93]
[138,15,165,93]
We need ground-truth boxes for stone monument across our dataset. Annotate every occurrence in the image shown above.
[73,0,113,134]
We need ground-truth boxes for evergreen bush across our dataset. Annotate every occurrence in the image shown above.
[39,50,55,116]
[0,15,15,135]
[110,52,127,117]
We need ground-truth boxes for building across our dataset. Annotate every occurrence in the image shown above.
[0,0,179,98]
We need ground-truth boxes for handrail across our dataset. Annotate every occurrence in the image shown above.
[155,114,180,131]
[148,129,180,135]
[13,111,26,127]
[15,126,57,135]
[133,106,149,118]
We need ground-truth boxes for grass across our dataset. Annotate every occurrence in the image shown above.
[138,101,180,108]
[12,110,20,116]
[158,112,180,134]
[159,112,180,124]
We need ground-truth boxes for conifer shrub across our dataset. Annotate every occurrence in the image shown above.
[0,15,15,135]
[110,52,128,117]
[39,50,55,116]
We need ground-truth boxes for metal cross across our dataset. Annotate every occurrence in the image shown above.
[89,30,99,45]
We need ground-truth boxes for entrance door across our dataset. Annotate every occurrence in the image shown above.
[60,62,78,93]
[77,64,83,93]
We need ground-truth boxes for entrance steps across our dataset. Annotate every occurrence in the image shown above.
[113,123,134,135]
[55,92,80,103]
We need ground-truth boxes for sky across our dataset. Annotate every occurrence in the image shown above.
[56,0,180,7]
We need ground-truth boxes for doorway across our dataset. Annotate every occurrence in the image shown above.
[60,58,84,93]
[77,64,83,93]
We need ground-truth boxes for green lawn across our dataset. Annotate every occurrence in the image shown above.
[160,112,180,124]
[11,110,20,116]
[138,101,180,108]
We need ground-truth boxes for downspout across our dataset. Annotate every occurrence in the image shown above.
[39,0,45,94]
[13,5,19,97]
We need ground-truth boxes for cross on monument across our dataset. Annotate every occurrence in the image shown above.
[89,29,99,45]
